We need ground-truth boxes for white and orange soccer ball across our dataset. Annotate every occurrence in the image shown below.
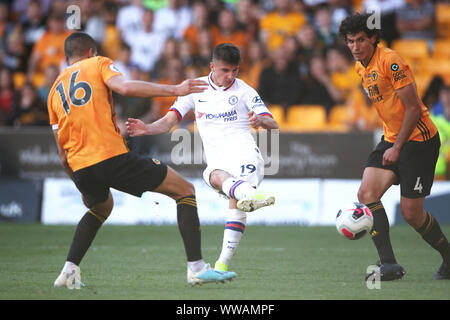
[336,202,373,240]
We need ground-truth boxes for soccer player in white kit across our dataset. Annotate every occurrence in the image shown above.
[126,43,278,272]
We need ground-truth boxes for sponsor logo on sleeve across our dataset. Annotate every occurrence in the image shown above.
[252,96,263,104]
[251,95,265,109]
[390,63,407,82]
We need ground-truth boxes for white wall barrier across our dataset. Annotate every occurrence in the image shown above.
[41,178,450,226]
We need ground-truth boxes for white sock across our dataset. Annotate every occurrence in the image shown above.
[222,178,255,200]
[187,259,206,273]
[217,209,247,266]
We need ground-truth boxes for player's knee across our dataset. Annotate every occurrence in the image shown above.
[177,180,195,199]
[209,170,225,189]
[400,201,423,228]
[357,187,379,204]
[91,193,114,220]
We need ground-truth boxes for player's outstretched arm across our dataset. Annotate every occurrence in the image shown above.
[106,75,208,98]
[248,111,279,130]
[126,111,179,136]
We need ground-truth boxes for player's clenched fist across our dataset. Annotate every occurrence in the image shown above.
[248,111,262,129]
[175,79,208,96]
[382,146,400,166]
[126,118,147,137]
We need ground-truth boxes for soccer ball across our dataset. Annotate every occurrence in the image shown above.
[336,202,373,240]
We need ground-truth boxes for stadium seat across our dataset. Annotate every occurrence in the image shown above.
[418,59,450,79]
[436,3,450,38]
[432,40,450,59]
[328,105,350,132]
[31,72,45,89]
[284,104,327,132]
[414,73,433,98]
[102,25,121,60]
[13,72,26,89]
[391,39,429,62]
[267,104,285,128]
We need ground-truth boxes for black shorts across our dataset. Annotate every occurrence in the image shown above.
[72,152,168,208]
[366,133,440,198]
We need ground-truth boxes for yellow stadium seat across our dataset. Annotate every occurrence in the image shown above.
[391,39,429,61]
[102,25,121,60]
[414,73,433,98]
[436,3,450,38]
[432,40,450,59]
[267,104,285,127]
[31,72,45,88]
[285,104,327,132]
[328,105,350,132]
[418,59,450,79]
[13,72,26,89]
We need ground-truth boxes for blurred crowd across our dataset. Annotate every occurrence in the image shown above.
[0,0,449,176]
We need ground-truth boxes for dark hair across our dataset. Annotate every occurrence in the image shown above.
[64,32,97,60]
[212,43,241,65]
[339,13,380,46]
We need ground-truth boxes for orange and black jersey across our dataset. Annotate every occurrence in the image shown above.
[355,45,437,143]
[48,56,128,172]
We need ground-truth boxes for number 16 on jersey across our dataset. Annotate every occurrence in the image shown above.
[56,70,92,114]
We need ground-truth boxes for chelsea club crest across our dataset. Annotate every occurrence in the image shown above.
[228,95,238,105]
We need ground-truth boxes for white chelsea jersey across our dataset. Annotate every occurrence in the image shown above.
[170,73,272,165]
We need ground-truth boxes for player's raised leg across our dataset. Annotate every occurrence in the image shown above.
[216,171,274,213]
[54,192,113,289]
[154,166,237,285]
[358,167,405,281]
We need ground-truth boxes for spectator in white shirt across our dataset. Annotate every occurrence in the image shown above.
[154,0,193,40]
[127,8,167,73]
[116,0,145,44]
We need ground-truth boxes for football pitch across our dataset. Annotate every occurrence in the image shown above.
[0,224,449,300]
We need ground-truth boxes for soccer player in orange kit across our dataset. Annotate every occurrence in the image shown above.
[339,13,450,281]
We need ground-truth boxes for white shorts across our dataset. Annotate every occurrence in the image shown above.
[203,150,265,197]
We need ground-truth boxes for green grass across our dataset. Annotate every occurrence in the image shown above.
[0,224,449,300]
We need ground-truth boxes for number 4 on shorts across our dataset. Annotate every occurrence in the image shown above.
[414,176,423,194]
